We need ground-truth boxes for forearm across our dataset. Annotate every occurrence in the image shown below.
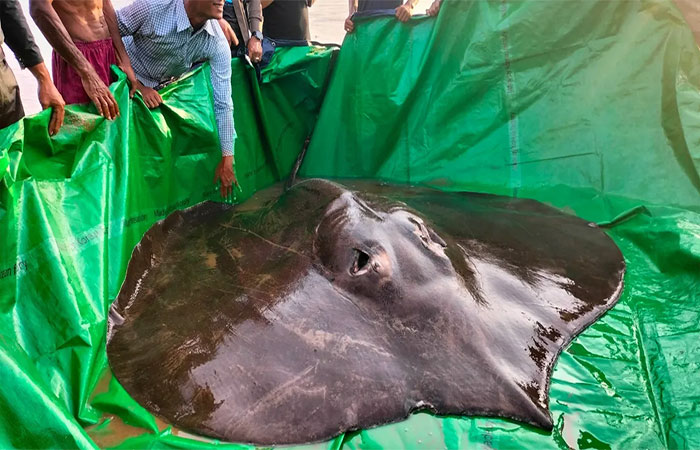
[29,1,95,77]
[103,0,135,78]
[27,61,52,84]
[404,0,419,8]
[248,0,263,33]
[348,0,357,14]
[215,104,235,156]
[261,0,274,9]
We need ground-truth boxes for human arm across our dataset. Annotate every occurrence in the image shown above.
[395,0,419,22]
[426,0,442,16]
[112,0,161,108]
[209,37,238,196]
[0,1,63,135]
[262,0,274,9]
[27,62,65,136]
[218,18,239,48]
[247,0,263,61]
[103,0,139,97]
[345,0,357,33]
[29,0,119,119]
[1,0,43,69]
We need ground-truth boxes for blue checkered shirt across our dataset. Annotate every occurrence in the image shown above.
[117,0,235,156]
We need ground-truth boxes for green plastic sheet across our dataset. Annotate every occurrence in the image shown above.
[0,46,336,449]
[302,1,700,448]
[1,0,700,448]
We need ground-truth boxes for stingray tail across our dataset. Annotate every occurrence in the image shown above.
[285,134,312,192]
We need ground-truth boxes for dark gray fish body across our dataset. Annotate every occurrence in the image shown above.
[107,179,625,445]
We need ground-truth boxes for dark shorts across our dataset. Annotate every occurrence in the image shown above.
[52,38,117,105]
[0,56,24,130]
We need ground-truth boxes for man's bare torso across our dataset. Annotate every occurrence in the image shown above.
[52,0,109,42]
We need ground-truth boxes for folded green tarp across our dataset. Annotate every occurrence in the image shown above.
[0,47,336,449]
[2,0,700,448]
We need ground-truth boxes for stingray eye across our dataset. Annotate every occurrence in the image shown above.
[351,249,371,275]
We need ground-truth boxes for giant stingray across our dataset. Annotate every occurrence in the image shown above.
[107,179,625,445]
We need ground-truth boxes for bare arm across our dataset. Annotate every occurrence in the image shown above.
[29,0,95,79]
[29,0,119,118]
[103,0,138,95]
[27,62,65,136]
[344,0,357,33]
[262,0,274,9]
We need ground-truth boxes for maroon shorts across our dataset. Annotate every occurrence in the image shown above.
[52,38,117,105]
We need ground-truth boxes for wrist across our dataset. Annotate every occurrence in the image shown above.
[28,63,51,84]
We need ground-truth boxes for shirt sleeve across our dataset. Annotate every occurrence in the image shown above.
[247,0,263,33]
[116,0,149,36]
[0,0,43,68]
[208,34,236,156]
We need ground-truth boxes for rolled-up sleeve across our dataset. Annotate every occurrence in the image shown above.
[0,0,43,68]
[208,36,236,156]
[116,0,149,36]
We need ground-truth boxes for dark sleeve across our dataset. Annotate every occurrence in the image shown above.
[0,0,43,68]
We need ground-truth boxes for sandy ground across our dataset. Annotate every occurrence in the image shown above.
[2,0,432,115]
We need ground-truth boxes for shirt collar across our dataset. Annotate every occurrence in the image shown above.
[176,0,218,36]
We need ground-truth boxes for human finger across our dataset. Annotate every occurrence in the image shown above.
[98,93,113,119]
[106,91,120,118]
[49,104,65,136]
[49,109,59,136]
[92,93,106,117]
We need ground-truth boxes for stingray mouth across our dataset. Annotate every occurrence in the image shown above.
[351,248,371,275]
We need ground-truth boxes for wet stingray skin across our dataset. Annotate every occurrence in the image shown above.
[107,179,625,445]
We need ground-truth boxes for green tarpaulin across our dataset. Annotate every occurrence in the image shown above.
[1,0,700,448]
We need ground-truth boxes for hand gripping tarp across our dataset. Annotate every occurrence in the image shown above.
[1,0,700,448]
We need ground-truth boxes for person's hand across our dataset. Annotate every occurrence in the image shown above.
[426,0,441,16]
[218,18,239,48]
[214,155,238,199]
[344,15,355,33]
[81,69,119,119]
[135,81,163,109]
[248,36,263,63]
[395,3,413,22]
[122,65,140,98]
[37,78,65,136]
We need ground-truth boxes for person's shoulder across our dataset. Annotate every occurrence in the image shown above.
[207,19,226,40]
[147,0,178,13]
[125,0,174,14]
[205,19,229,48]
